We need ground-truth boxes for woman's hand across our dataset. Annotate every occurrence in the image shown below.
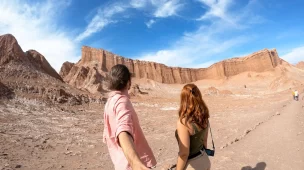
[132,162,150,170]
[161,164,176,170]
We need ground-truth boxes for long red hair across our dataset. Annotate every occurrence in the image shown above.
[178,84,209,129]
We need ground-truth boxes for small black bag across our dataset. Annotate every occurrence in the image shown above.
[204,120,215,156]
[204,147,215,156]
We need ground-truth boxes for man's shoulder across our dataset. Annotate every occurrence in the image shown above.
[112,94,133,109]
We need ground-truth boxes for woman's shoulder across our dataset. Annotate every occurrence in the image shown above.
[177,118,196,135]
[176,117,189,127]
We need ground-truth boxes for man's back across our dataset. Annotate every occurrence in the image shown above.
[103,91,156,170]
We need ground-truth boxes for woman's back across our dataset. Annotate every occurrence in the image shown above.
[175,122,208,157]
[175,83,211,170]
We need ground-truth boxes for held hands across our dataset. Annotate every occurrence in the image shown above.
[161,164,176,170]
[132,162,150,170]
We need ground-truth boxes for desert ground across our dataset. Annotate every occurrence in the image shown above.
[1,76,304,170]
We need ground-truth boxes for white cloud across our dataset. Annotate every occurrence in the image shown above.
[76,3,128,42]
[190,60,217,68]
[136,0,259,68]
[197,0,238,26]
[138,22,248,67]
[0,0,78,72]
[131,0,183,17]
[145,19,156,28]
[281,46,304,64]
[77,0,184,41]
[153,0,183,18]
[198,0,232,19]
[76,18,111,42]
[130,0,147,9]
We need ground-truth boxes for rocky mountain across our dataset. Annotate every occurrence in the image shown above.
[0,34,102,104]
[61,46,284,93]
[0,34,62,81]
[26,50,63,81]
[296,61,304,70]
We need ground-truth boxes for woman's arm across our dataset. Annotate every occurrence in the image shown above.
[176,120,190,170]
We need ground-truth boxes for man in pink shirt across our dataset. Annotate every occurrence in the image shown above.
[103,64,157,170]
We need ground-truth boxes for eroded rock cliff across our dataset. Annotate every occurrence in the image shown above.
[61,46,283,93]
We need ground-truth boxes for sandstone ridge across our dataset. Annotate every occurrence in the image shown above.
[61,46,283,93]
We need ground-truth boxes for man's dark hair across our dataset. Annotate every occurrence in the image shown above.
[108,64,131,91]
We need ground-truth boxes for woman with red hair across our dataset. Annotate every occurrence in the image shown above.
[174,83,211,170]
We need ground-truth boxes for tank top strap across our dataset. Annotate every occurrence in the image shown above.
[191,122,199,134]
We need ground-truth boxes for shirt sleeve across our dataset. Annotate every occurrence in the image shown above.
[114,96,134,144]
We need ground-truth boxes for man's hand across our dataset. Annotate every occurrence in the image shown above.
[132,162,150,170]
[118,132,149,170]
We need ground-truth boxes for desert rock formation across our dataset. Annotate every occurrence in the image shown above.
[26,50,63,81]
[61,46,283,93]
[202,87,233,96]
[0,34,102,105]
[0,34,62,81]
[296,61,304,70]
[0,34,26,65]
[129,84,148,96]
[59,61,75,78]
[60,63,105,94]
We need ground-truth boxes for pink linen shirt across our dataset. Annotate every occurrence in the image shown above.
[103,90,157,170]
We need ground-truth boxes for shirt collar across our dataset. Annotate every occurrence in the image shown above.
[108,89,130,98]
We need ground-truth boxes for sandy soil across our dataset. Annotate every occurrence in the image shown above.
[1,85,304,170]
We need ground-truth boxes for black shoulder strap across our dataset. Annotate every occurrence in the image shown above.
[208,120,215,150]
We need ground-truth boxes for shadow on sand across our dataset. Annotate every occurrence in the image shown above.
[241,162,266,170]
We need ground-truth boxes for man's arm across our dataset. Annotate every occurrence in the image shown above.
[118,132,149,170]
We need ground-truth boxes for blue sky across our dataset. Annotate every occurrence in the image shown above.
[1,0,304,71]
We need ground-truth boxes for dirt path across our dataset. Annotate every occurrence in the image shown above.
[1,93,303,170]
[212,99,304,170]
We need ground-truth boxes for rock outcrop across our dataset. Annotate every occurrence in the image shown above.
[202,87,233,96]
[26,50,63,81]
[61,46,283,93]
[61,65,105,94]
[296,61,304,70]
[0,34,102,105]
[0,34,27,65]
[269,76,302,91]
[60,61,75,78]
[129,84,148,96]
[0,34,62,81]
